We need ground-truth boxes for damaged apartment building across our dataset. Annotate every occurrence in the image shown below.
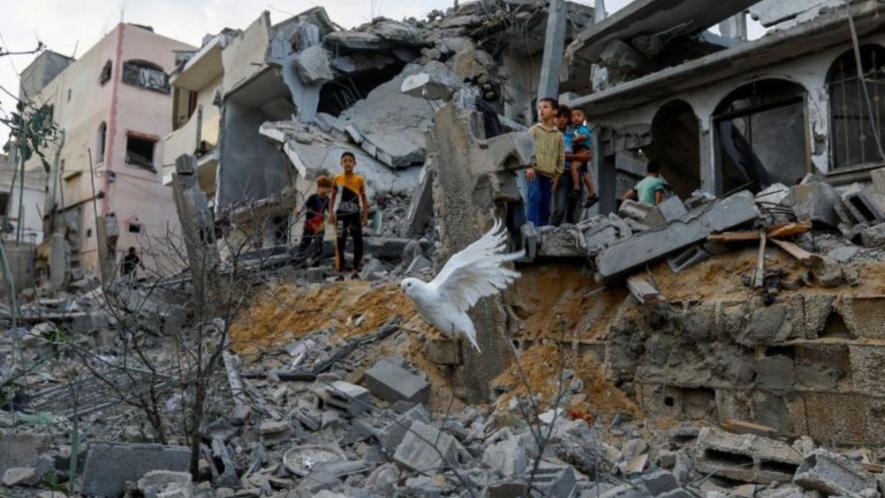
[161,2,597,251]
[19,25,194,287]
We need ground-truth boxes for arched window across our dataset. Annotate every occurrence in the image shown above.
[97,122,107,163]
[827,45,885,169]
[122,59,169,93]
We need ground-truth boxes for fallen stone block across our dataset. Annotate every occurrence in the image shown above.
[644,196,688,228]
[401,72,456,100]
[294,45,334,84]
[364,357,430,404]
[325,381,372,416]
[859,222,885,248]
[393,420,466,472]
[81,443,190,497]
[0,432,50,476]
[786,181,839,227]
[137,470,193,498]
[259,419,293,444]
[793,449,877,497]
[596,192,759,282]
[666,244,710,274]
[482,432,527,479]
[693,427,800,483]
[379,404,430,456]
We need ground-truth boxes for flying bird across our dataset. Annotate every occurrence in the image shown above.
[401,219,524,352]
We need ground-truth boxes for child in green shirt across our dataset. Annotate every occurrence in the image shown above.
[623,159,667,206]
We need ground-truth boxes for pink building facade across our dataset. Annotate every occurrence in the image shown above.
[27,24,195,280]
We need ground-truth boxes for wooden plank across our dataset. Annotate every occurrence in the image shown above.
[770,239,819,265]
[626,276,661,303]
[722,418,778,437]
[767,222,813,238]
[753,231,766,288]
[709,222,814,242]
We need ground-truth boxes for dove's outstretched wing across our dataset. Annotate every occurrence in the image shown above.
[428,219,524,314]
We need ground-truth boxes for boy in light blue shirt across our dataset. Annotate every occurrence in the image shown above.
[624,159,667,205]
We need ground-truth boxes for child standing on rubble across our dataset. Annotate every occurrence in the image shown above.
[570,108,598,209]
[294,176,332,266]
[526,97,565,227]
[623,159,667,206]
[329,151,370,278]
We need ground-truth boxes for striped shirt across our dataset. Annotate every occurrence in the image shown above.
[529,123,565,177]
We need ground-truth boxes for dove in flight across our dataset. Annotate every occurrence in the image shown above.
[401,219,524,351]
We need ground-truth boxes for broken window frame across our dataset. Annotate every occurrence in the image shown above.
[124,134,157,172]
[121,59,170,94]
[827,45,885,170]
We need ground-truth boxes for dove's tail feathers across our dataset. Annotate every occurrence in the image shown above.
[454,312,481,352]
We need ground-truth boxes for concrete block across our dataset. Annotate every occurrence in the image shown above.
[81,443,190,497]
[379,404,430,456]
[596,192,759,282]
[0,432,50,476]
[794,449,877,496]
[859,222,885,248]
[644,196,688,228]
[787,181,839,227]
[2,467,38,487]
[666,244,710,274]
[364,358,430,404]
[325,381,372,416]
[754,355,794,391]
[693,427,801,483]
[842,188,885,225]
[393,421,465,472]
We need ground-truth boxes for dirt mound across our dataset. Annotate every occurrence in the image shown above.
[491,342,638,423]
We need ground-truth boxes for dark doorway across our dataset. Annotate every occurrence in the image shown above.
[650,100,701,199]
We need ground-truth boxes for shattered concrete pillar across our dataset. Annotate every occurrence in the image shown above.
[537,0,568,101]
[428,99,530,403]
[95,213,119,286]
[171,154,221,312]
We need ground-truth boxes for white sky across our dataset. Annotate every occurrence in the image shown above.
[0,0,761,145]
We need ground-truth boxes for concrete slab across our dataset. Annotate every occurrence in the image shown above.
[794,449,877,496]
[0,432,50,476]
[363,358,430,404]
[596,192,759,282]
[81,443,190,497]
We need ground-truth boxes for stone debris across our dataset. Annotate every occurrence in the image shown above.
[4,1,885,498]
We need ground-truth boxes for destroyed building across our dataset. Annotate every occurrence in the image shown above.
[17,26,195,287]
[4,1,885,498]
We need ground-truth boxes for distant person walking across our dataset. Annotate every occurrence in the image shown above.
[120,246,144,285]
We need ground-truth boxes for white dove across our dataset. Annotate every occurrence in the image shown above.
[401,219,524,352]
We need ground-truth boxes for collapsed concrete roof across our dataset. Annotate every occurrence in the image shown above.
[565,0,759,65]
[568,0,885,116]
